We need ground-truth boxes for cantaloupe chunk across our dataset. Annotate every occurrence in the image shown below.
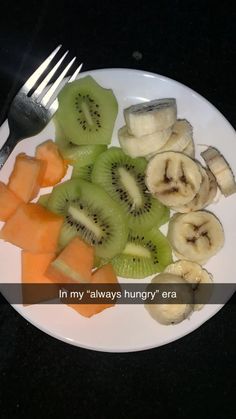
[46,237,94,284]
[68,264,118,318]
[35,140,68,187]
[21,251,58,304]
[8,153,45,202]
[0,203,63,253]
[0,181,23,221]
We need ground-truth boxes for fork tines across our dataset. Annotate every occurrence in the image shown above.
[21,45,82,108]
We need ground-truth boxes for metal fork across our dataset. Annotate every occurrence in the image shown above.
[0,45,82,169]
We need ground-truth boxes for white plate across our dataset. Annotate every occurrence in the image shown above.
[1,68,236,353]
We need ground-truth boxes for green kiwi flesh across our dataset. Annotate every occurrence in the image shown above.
[54,116,107,164]
[91,147,167,231]
[56,76,118,145]
[156,206,170,228]
[47,179,128,259]
[70,144,107,166]
[71,164,93,182]
[54,116,70,148]
[37,193,50,208]
[111,229,173,278]
[70,144,108,181]
[47,179,81,215]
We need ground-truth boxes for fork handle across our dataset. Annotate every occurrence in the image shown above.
[0,133,20,170]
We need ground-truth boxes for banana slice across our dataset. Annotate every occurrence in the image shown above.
[164,260,213,310]
[118,125,172,158]
[172,164,210,212]
[124,98,177,137]
[167,210,225,264]
[145,273,194,325]
[158,119,193,152]
[145,151,202,207]
[183,137,195,158]
[204,169,218,207]
[201,146,236,197]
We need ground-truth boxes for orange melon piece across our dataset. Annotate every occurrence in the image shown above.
[35,140,68,187]
[21,251,58,304]
[0,203,63,253]
[46,237,94,284]
[8,153,45,202]
[68,264,118,318]
[0,181,23,221]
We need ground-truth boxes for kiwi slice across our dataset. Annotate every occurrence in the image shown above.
[54,116,107,164]
[47,179,81,214]
[111,229,173,279]
[56,76,118,145]
[68,144,107,167]
[71,164,93,182]
[54,116,69,147]
[38,193,50,208]
[47,179,128,259]
[91,147,167,231]
[54,116,80,160]
[156,206,170,228]
[70,144,108,181]
[54,116,106,181]
[69,144,107,166]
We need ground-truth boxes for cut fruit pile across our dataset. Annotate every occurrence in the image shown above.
[117,96,236,325]
[1,74,236,325]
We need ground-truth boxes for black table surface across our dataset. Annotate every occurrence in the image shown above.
[0,1,236,418]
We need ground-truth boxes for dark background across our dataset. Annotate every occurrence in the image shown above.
[0,1,236,418]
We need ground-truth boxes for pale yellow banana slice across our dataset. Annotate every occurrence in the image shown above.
[124,98,177,137]
[167,211,225,264]
[183,137,195,158]
[164,260,213,310]
[145,151,202,207]
[172,164,210,212]
[158,119,193,152]
[204,169,218,207]
[145,273,194,325]
[201,146,236,197]
[118,125,172,158]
